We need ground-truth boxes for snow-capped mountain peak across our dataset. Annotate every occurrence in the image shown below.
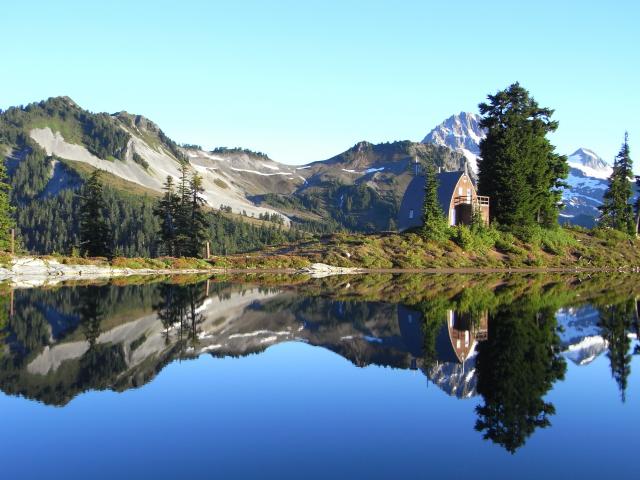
[421,112,486,173]
[568,148,612,180]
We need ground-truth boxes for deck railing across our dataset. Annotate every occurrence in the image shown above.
[453,196,490,207]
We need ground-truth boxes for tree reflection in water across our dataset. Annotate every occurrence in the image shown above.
[474,303,566,453]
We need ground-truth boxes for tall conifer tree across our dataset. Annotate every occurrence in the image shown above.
[600,133,635,234]
[477,83,568,230]
[421,163,448,240]
[154,176,180,255]
[635,175,640,235]
[0,158,15,252]
[174,163,192,256]
[185,172,209,257]
[79,170,113,257]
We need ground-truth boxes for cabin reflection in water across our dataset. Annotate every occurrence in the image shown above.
[398,306,488,365]
[397,305,488,397]
[442,310,488,364]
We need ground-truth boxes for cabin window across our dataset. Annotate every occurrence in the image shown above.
[408,209,414,219]
[458,186,463,195]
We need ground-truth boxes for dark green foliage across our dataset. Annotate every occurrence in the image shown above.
[477,83,568,230]
[78,170,113,257]
[258,212,285,224]
[185,173,209,257]
[599,134,635,235]
[206,211,303,255]
[132,152,149,169]
[636,176,640,235]
[598,299,635,402]
[154,176,180,256]
[421,163,448,240]
[211,147,271,160]
[0,156,15,251]
[474,299,566,453]
[82,113,129,160]
[0,97,130,160]
[154,167,210,258]
[8,152,302,257]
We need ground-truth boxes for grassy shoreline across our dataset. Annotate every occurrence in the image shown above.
[2,227,640,276]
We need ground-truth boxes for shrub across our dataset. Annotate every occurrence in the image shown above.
[452,225,474,250]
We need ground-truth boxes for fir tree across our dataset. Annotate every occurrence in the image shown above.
[600,133,635,234]
[174,163,192,256]
[185,172,209,257]
[78,170,113,257]
[153,176,180,256]
[477,83,568,230]
[0,158,15,252]
[421,163,448,240]
[635,175,640,235]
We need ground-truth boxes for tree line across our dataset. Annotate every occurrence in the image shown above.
[75,165,305,258]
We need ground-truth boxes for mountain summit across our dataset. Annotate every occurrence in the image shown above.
[421,112,485,172]
[567,148,611,179]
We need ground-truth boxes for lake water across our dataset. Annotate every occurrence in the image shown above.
[0,274,638,479]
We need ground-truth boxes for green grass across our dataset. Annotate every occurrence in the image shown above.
[28,116,84,144]
[239,226,640,270]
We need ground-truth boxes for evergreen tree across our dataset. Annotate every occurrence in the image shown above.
[186,172,209,257]
[78,170,113,257]
[153,176,180,256]
[600,133,635,234]
[635,175,640,235]
[477,83,568,230]
[0,157,15,252]
[174,163,192,256]
[421,163,448,240]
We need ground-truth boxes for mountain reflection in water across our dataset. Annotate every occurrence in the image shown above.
[0,273,639,455]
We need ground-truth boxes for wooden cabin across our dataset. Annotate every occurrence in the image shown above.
[397,170,489,231]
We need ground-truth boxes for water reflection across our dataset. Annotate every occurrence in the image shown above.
[1,274,639,454]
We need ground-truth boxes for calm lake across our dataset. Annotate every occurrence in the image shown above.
[0,274,638,479]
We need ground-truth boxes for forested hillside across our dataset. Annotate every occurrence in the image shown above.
[0,99,304,256]
[0,96,470,255]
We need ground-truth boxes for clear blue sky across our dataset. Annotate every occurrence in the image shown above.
[2,0,638,167]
